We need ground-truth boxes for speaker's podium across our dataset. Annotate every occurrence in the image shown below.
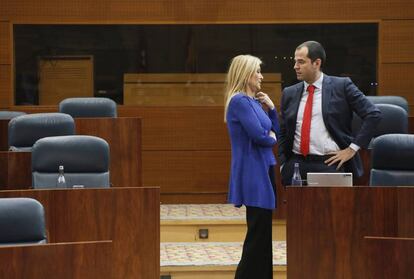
[287,186,414,279]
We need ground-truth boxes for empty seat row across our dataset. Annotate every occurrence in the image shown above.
[1,97,116,120]
[5,112,111,189]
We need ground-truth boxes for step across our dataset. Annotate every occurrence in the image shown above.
[161,241,287,279]
[161,204,286,242]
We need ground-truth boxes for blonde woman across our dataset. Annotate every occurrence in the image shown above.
[224,55,280,279]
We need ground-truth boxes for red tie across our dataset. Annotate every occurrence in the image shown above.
[300,85,316,156]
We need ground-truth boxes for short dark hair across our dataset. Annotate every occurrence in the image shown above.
[296,41,326,68]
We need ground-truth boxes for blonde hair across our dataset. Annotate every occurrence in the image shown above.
[224,55,262,122]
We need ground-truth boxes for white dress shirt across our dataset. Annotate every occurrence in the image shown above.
[293,73,347,155]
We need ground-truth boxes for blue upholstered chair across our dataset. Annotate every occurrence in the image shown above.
[366,95,409,113]
[370,134,414,186]
[0,111,26,120]
[32,135,110,189]
[352,95,408,135]
[59,97,117,118]
[0,198,47,245]
[352,104,408,146]
[8,113,75,151]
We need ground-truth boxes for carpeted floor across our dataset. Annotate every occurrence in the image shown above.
[161,204,246,220]
[161,204,287,267]
[161,241,287,266]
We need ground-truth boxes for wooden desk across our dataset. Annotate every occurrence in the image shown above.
[0,187,160,279]
[363,236,414,279]
[75,117,142,187]
[0,117,142,189]
[0,241,112,279]
[0,151,31,190]
[0,119,7,151]
[287,186,414,279]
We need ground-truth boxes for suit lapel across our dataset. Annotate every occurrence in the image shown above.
[292,83,304,124]
[321,75,332,127]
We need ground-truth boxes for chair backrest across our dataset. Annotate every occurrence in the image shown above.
[352,95,409,136]
[59,97,117,118]
[8,113,75,151]
[0,198,47,245]
[366,95,409,113]
[32,135,110,189]
[352,104,408,143]
[370,134,414,186]
[0,111,26,120]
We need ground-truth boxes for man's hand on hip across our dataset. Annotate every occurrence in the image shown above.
[325,147,357,170]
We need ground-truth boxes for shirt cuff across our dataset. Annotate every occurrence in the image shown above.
[349,143,360,152]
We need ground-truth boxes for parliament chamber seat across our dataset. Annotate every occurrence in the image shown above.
[0,197,47,245]
[59,97,117,118]
[353,95,410,137]
[367,95,409,113]
[0,111,26,120]
[8,113,75,151]
[32,135,110,189]
[370,133,414,186]
[352,103,408,142]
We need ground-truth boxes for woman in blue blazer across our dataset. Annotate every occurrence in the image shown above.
[224,55,280,279]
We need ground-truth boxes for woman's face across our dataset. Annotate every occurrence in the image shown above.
[247,66,263,93]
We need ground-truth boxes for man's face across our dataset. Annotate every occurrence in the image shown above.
[293,46,320,84]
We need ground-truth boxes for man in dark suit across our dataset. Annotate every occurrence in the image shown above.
[278,41,381,186]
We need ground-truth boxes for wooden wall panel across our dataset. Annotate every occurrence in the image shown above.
[124,73,281,106]
[380,64,414,104]
[381,20,414,63]
[0,65,11,108]
[1,1,414,22]
[38,56,94,105]
[142,150,230,193]
[0,21,10,64]
[120,106,229,151]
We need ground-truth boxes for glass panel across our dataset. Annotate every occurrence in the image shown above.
[14,23,377,106]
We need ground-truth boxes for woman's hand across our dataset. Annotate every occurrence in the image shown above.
[256,92,275,110]
[269,130,276,140]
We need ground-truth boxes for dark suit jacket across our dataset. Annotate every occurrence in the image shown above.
[278,74,381,177]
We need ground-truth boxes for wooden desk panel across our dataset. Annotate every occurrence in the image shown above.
[75,117,142,187]
[119,106,230,151]
[354,148,371,186]
[287,187,414,279]
[0,151,31,190]
[0,241,112,279]
[0,119,8,151]
[0,187,160,279]
[363,237,414,279]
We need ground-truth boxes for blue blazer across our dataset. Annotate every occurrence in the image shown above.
[226,93,280,210]
[278,75,382,177]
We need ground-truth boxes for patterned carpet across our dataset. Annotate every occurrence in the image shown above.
[161,241,287,266]
[161,204,246,220]
[161,204,287,267]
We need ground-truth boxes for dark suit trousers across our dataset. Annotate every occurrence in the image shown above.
[235,167,276,279]
[235,206,273,279]
[281,154,344,186]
